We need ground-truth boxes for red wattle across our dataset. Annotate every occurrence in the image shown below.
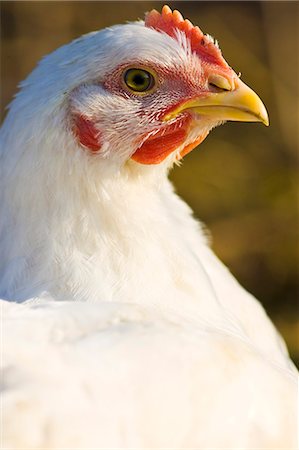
[178,131,209,159]
[132,116,191,165]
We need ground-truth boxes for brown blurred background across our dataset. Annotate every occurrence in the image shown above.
[1,1,298,364]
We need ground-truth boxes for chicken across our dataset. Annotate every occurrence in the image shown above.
[0,5,297,448]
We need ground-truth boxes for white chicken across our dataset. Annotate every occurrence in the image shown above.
[1,5,297,448]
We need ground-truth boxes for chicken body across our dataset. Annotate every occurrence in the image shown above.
[1,6,297,448]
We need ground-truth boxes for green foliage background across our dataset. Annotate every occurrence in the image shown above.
[1,1,298,364]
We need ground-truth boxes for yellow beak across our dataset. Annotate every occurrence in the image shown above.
[163,78,269,126]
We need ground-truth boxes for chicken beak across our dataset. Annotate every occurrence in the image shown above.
[164,78,269,126]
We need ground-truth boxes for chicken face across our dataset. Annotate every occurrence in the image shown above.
[70,5,268,167]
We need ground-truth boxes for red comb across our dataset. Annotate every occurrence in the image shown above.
[145,5,227,68]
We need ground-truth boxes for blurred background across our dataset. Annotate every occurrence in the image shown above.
[1,1,298,364]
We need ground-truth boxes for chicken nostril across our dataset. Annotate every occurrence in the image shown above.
[208,74,232,92]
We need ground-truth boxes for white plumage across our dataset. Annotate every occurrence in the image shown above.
[1,6,297,448]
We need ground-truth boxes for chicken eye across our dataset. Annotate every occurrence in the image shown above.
[123,68,155,93]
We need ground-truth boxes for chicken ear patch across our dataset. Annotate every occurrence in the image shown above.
[73,115,102,153]
[145,5,228,68]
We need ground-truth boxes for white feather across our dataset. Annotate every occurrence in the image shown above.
[2,298,297,448]
[0,19,297,448]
